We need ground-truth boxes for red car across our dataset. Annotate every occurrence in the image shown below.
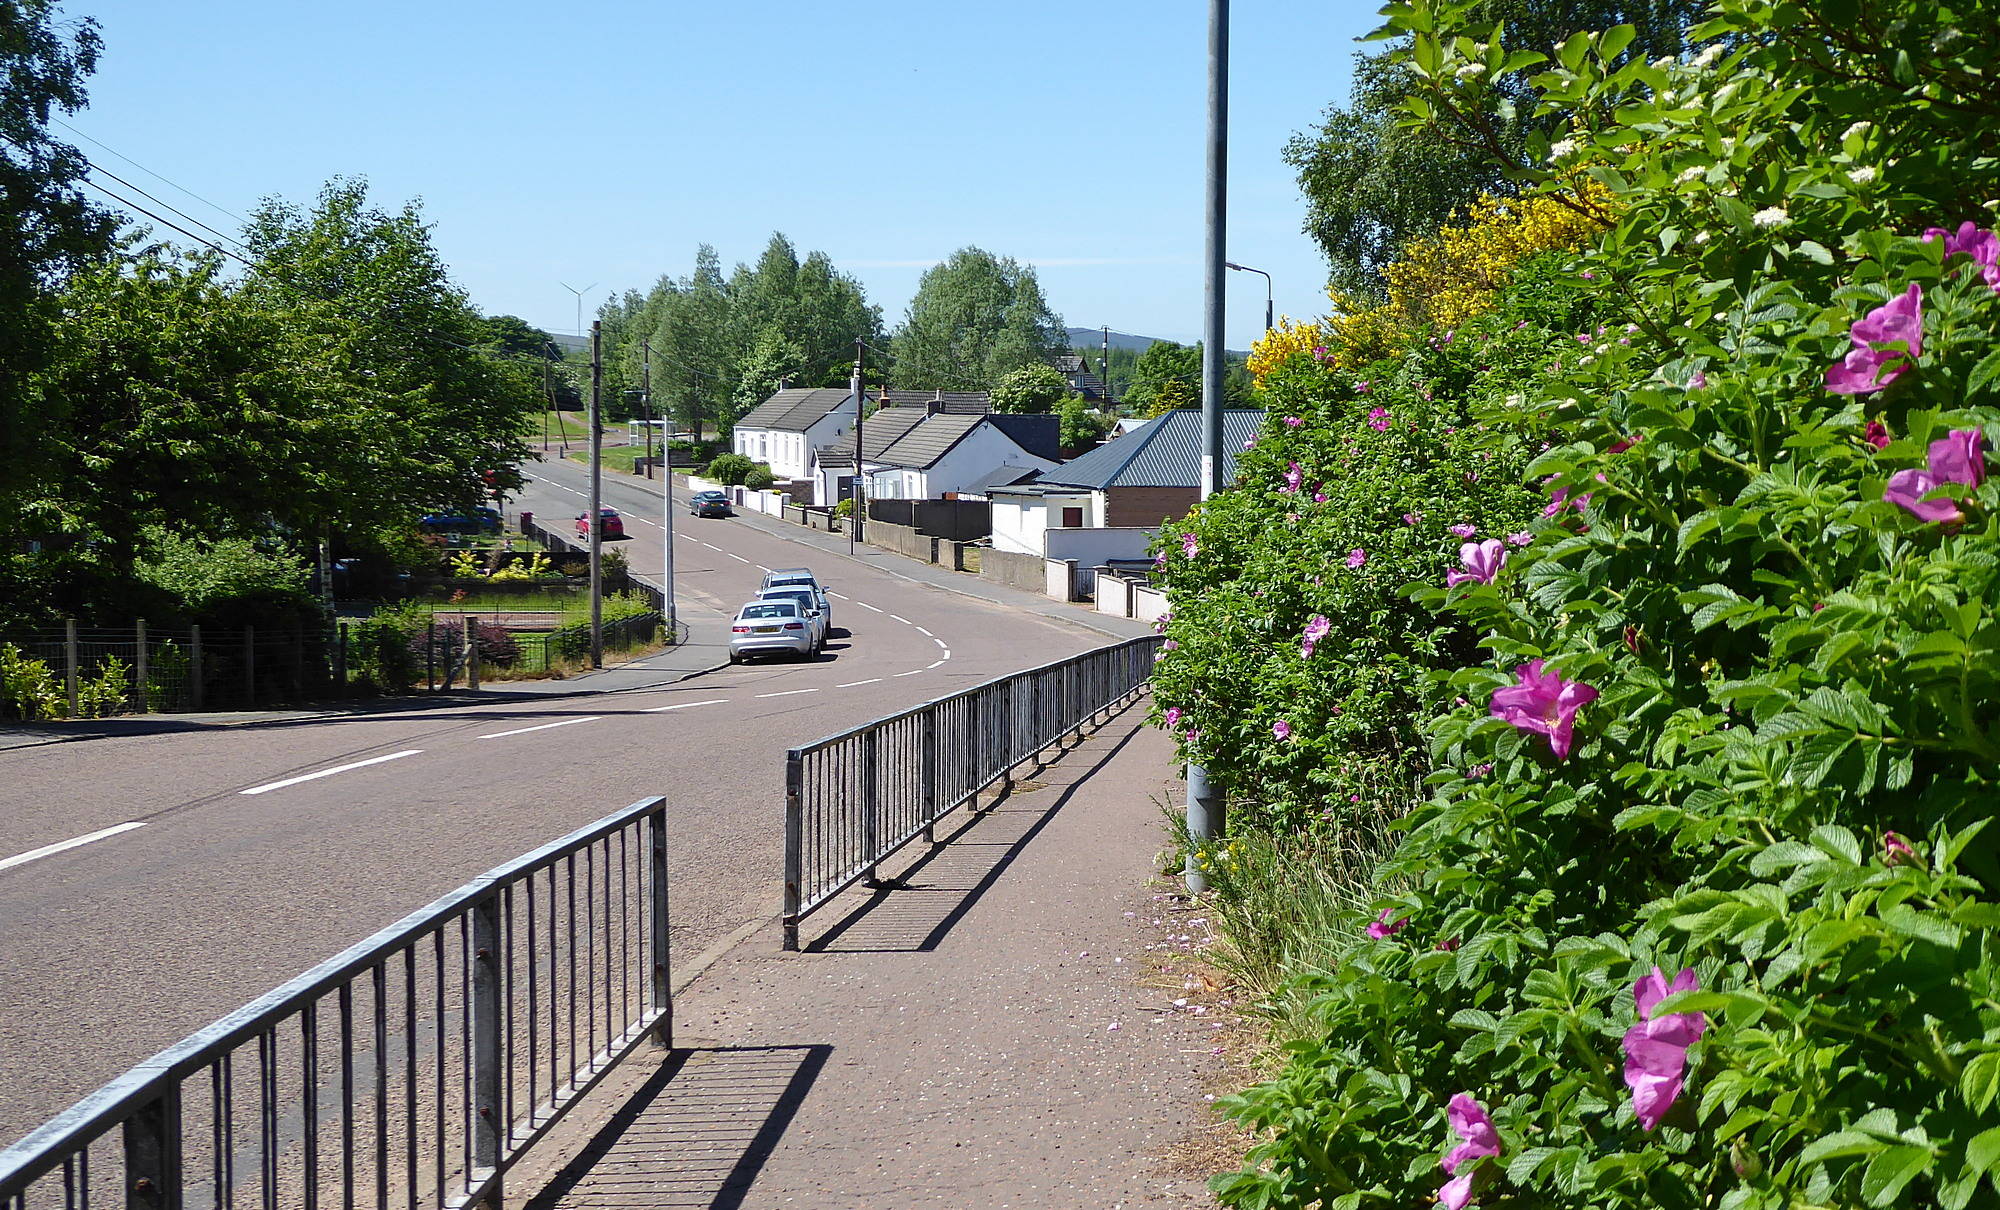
[575,508,625,539]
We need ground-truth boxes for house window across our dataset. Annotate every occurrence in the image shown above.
[1061,507,1084,527]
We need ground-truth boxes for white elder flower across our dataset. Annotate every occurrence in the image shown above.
[1651,55,1676,70]
[1580,355,1596,366]
[1694,231,1712,245]
[1454,62,1485,80]
[1505,393,1524,408]
[1752,206,1790,229]
[1843,121,1873,140]
[1676,166,1705,184]
[1847,166,1877,185]
[1693,44,1725,69]
[1595,344,1610,355]
[1548,137,1580,163]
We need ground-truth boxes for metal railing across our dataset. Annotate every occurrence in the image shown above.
[0,798,672,1210]
[782,635,1160,949]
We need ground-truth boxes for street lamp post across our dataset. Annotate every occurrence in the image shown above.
[1225,261,1272,333]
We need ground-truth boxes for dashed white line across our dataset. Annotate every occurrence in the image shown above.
[644,698,731,712]
[756,688,821,698]
[938,648,950,659]
[727,553,750,563]
[828,592,849,601]
[932,637,947,649]
[893,670,923,677]
[477,717,601,740]
[914,626,933,637]
[856,601,884,613]
[0,822,148,873]
[241,751,424,796]
[837,678,882,687]
[888,614,911,624]
[756,564,771,572]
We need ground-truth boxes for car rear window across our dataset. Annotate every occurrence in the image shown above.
[762,589,813,604]
[741,604,797,619]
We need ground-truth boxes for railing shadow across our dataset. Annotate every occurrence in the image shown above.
[524,1044,830,1210]
[802,706,1144,955]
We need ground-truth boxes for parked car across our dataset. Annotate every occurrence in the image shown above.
[418,506,502,535]
[689,490,731,518]
[756,587,828,648]
[728,600,815,662]
[761,569,831,627]
[575,508,625,539]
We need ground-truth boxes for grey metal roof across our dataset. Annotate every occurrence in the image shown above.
[817,406,932,467]
[735,387,855,434]
[1037,408,1265,490]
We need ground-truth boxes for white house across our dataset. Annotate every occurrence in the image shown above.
[730,387,859,503]
[817,405,1060,504]
[988,484,1098,555]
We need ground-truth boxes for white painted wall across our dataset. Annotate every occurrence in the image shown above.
[731,395,858,490]
[918,423,1059,496]
[1132,584,1170,623]
[1044,526,1155,566]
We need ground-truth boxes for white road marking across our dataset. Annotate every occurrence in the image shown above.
[914,626,933,637]
[0,821,148,873]
[756,565,771,572]
[700,542,720,551]
[727,553,750,563]
[477,717,601,740]
[644,698,731,712]
[856,601,883,613]
[756,688,821,698]
[938,648,950,659]
[894,670,923,677]
[933,637,947,649]
[926,660,943,669]
[836,678,882,688]
[241,751,424,796]
[888,614,910,624]
[828,592,849,601]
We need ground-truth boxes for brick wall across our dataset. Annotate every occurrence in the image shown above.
[1103,486,1198,529]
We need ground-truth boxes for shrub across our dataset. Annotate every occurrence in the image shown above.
[742,463,777,490]
[0,643,65,721]
[703,452,758,485]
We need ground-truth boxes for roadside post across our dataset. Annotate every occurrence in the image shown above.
[589,320,604,668]
[135,618,148,713]
[63,618,77,717]
[190,625,203,711]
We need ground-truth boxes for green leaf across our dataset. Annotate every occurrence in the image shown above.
[1861,1144,1930,1206]
[1961,1052,2000,1115]
[1966,1124,2000,1173]
[1799,1129,1889,1164]
[1968,347,2000,399]
[1882,904,1964,949]
[1810,825,1862,865]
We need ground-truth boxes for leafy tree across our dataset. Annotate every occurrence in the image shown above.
[891,247,1066,389]
[1056,394,1110,450]
[0,1,112,524]
[239,179,540,508]
[1286,0,1702,297]
[732,325,806,414]
[989,363,1069,414]
[1125,340,1202,413]
[478,312,579,409]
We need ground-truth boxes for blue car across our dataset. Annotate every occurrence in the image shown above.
[418,507,502,535]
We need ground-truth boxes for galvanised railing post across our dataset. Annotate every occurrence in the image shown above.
[1000,676,1015,793]
[471,892,502,1204]
[123,1082,181,1210]
[135,618,148,715]
[189,625,203,711]
[783,750,804,951]
[64,617,77,718]
[861,727,881,883]
[921,705,939,844]
[649,807,672,1047]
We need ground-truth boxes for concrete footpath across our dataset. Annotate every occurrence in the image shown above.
[517,706,1217,1210]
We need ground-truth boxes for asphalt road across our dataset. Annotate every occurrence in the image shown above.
[0,454,1129,1146]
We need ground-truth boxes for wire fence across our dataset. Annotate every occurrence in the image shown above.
[782,635,1161,949]
[1,623,336,718]
[0,797,671,1210]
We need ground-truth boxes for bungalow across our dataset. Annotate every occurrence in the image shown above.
[986,408,1265,557]
[817,404,1060,504]
[730,387,859,504]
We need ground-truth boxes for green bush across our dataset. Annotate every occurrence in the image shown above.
[0,643,65,721]
[702,452,758,485]
[1199,2,2000,1208]
[743,464,777,490]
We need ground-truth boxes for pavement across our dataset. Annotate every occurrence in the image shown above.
[516,708,1216,1210]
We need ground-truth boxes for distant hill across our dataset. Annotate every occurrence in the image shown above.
[1066,327,1161,353]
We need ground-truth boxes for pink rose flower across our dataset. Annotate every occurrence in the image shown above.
[1449,523,1477,538]
[1366,407,1390,432]
[1284,415,1303,427]
[1283,462,1303,493]
[1885,428,1985,524]
[1623,967,1708,1131]
[1884,831,1915,865]
[1863,420,1891,450]
[1826,283,1923,395]
[1506,531,1533,547]
[1181,532,1200,559]
[1446,539,1507,587]
[1272,720,1292,741]
[1490,660,1599,760]
[1924,220,2000,293]
[1437,1093,1502,1209]
[1345,548,1367,569]
[1162,706,1182,727]
[1365,908,1407,940]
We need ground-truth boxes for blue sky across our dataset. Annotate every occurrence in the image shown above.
[63,1,1378,349]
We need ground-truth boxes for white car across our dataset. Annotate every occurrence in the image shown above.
[728,601,816,662]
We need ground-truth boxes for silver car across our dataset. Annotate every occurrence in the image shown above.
[761,572,832,628]
[757,587,828,647]
[728,601,815,663]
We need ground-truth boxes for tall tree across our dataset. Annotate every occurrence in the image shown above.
[238,178,540,506]
[890,247,1066,390]
[0,1,112,525]
[1288,0,1702,297]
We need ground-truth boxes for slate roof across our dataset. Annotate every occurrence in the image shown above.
[879,389,992,414]
[1037,408,1265,490]
[817,406,932,467]
[874,413,987,469]
[734,387,855,434]
[985,413,1061,462]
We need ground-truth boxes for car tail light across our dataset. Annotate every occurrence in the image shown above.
[731,625,749,633]
[782,622,805,630]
